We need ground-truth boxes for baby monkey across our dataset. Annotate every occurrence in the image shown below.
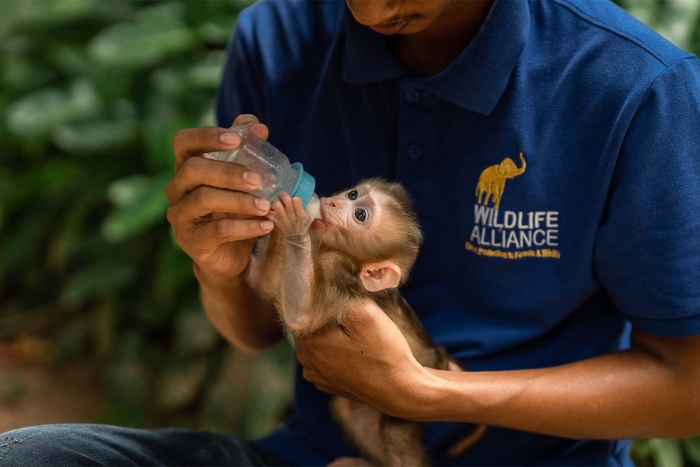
[247,179,484,466]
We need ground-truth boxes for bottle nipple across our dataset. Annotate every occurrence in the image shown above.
[305,193,322,220]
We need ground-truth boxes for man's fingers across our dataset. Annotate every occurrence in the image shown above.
[170,187,270,225]
[232,114,269,140]
[302,367,354,398]
[302,366,320,383]
[165,157,263,204]
[187,218,274,250]
[172,126,243,172]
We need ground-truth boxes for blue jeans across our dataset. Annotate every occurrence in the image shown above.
[0,424,287,466]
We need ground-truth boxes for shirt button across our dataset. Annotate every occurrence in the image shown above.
[405,89,420,103]
[407,144,423,160]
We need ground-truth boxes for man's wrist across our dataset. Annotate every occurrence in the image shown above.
[399,367,460,422]
[193,262,246,291]
[406,367,486,423]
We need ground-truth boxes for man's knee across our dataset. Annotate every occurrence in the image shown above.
[0,424,98,466]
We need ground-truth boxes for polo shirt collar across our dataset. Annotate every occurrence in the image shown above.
[341,0,531,115]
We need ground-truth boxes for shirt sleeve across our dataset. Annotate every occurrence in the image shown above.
[594,57,700,337]
[215,6,268,128]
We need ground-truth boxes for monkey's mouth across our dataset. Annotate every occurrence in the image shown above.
[311,205,328,228]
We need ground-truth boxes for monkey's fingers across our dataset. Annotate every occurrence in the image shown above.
[277,191,293,210]
[292,196,305,214]
[270,197,285,213]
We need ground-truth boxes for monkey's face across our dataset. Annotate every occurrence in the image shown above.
[311,185,386,253]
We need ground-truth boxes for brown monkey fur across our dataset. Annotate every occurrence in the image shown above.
[247,178,485,466]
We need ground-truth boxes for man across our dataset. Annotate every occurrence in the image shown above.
[3,0,700,465]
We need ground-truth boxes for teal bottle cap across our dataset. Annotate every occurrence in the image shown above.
[289,162,316,208]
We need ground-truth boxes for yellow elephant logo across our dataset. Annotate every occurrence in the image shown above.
[475,153,526,210]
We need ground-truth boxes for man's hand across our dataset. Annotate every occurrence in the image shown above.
[166,114,273,283]
[295,299,441,419]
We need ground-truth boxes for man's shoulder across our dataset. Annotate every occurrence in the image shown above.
[523,0,698,108]
[547,0,694,68]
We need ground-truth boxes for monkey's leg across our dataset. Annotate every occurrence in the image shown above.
[380,416,429,467]
[331,397,385,464]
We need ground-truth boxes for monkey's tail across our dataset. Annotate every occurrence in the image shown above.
[446,424,487,459]
[438,351,487,459]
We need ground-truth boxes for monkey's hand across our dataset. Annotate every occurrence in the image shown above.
[266,191,313,246]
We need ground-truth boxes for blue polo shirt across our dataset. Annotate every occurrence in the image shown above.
[216,0,700,465]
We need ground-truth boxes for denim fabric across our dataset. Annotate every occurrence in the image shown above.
[0,424,286,467]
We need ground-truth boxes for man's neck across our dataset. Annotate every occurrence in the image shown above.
[386,1,494,76]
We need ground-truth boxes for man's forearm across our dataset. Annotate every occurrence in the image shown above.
[195,263,283,352]
[418,333,700,439]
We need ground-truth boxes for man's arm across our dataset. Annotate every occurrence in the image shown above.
[167,116,284,353]
[419,329,700,439]
[195,265,283,353]
[295,305,700,440]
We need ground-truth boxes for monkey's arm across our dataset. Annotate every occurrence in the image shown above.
[275,230,316,331]
[246,228,285,299]
[266,192,327,333]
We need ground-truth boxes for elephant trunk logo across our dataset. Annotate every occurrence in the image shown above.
[475,152,526,210]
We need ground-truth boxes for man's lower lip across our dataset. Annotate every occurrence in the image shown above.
[369,21,408,35]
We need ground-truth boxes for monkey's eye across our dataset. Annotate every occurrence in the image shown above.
[347,189,359,200]
[354,208,367,223]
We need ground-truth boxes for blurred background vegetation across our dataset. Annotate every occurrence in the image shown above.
[0,0,698,465]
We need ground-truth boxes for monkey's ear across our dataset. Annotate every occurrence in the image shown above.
[360,260,402,292]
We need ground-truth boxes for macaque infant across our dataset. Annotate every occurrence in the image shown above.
[247,179,484,466]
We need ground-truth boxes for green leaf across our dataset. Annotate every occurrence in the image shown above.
[60,262,134,308]
[6,78,100,136]
[187,51,226,89]
[0,0,96,40]
[198,16,239,44]
[174,310,219,356]
[47,194,96,271]
[653,0,700,51]
[684,437,700,465]
[649,438,684,467]
[53,117,137,153]
[0,214,53,271]
[87,3,197,69]
[102,173,170,243]
[153,240,196,304]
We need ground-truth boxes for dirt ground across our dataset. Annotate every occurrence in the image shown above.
[0,358,102,434]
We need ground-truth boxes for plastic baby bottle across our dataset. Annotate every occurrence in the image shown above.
[206,125,321,219]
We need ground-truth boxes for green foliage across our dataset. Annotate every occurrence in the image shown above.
[1,0,699,460]
[0,0,293,437]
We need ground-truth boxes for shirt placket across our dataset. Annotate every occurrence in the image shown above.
[396,80,437,243]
